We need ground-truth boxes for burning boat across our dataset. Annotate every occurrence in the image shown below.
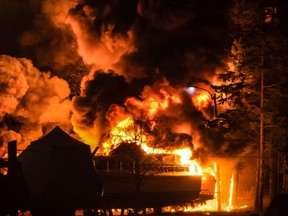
[15,126,215,213]
[93,142,212,211]
[91,114,216,211]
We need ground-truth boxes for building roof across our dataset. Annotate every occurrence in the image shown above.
[18,126,103,209]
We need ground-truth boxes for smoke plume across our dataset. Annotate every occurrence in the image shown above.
[0,0,233,156]
[0,55,71,150]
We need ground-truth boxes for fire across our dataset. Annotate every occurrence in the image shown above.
[189,162,252,213]
[100,115,202,176]
[186,86,212,109]
[124,81,182,117]
[227,174,234,212]
[192,93,211,108]
[101,116,143,151]
[173,148,192,164]
[94,80,207,176]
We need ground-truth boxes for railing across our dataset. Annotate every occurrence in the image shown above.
[95,158,191,174]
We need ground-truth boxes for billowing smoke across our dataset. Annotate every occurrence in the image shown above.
[1,1,263,207]
[0,55,71,151]
[68,0,138,75]
[18,0,78,71]
[0,0,232,157]
[66,0,231,83]
[130,0,231,85]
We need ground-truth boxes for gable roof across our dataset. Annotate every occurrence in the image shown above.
[34,126,84,144]
[18,126,103,209]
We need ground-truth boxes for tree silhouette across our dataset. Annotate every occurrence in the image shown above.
[208,0,288,211]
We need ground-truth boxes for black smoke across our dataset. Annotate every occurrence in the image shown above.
[0,0,232,154]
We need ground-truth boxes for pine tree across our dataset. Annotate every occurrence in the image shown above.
[209,0,288,212]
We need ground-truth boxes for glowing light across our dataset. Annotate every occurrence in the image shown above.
[173,148,192,164]
[213,162,220,212]
[227,174,234,212]
[189,160,203,175]
[186,87,196,95]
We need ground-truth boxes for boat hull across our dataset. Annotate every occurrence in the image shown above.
[97,172,202,209]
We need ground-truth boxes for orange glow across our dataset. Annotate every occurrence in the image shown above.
[94,78,205,176]
[67,14,135,73]
[213,162,220,211]
[192,92,211,108]
[99,115,202,176]
[227,61,235,72]
[227,174,234,212]
[189,162,252,213]
[124,82,182,117]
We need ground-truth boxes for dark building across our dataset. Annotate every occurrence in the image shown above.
[18,126,103,215]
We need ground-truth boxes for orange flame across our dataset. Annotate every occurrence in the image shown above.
[100,115,202,176]
[192,92,211,108]
[227,174,234,212]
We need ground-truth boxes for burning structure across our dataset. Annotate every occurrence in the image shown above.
[1,0,287,214]
[15,126,215,215]
[93,142,213,212]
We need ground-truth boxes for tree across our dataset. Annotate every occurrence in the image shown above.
[208,0,288,212]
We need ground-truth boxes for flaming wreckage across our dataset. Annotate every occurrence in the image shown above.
[1,126,215,215]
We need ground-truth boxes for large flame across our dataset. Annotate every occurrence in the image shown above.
[193,93,211,108]
[186,86,212,109]
[91,79,209,176]
[0,1,259,213]
[101,115,202,176]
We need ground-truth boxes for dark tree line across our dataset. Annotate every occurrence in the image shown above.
[204,0,288,212]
